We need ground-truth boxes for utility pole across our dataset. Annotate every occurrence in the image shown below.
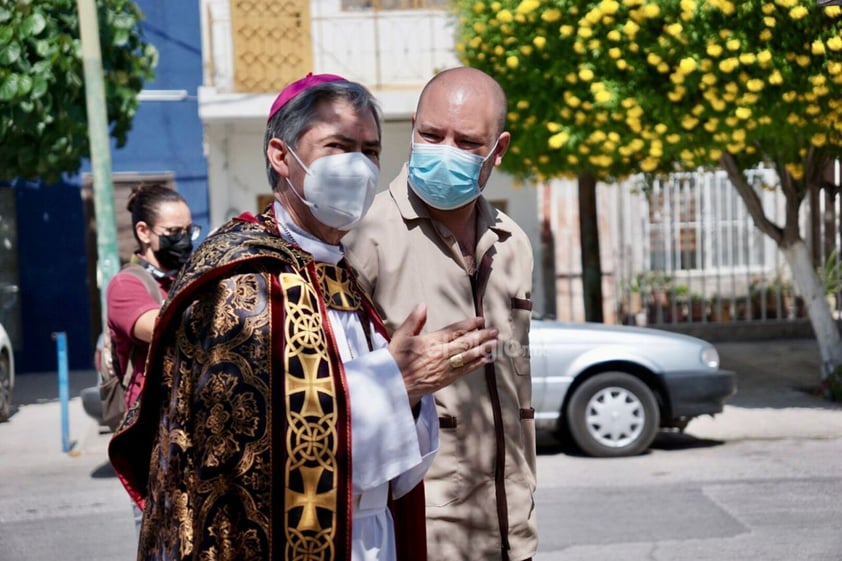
[77,0,120,330]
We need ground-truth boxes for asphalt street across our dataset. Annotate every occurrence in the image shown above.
[533,336,842,561]
[0,337,840,561]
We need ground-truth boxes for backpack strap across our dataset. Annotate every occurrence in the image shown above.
[116,264,164,389]
[122,264,165,305]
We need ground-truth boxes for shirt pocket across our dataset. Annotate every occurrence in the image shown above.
[424,415,464,507]
[507,297,532,376]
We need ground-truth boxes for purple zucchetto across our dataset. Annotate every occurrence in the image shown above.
[267,72,347,122]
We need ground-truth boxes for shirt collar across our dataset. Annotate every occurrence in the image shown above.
[273,201,344,265]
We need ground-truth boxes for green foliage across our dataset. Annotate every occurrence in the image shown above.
[818,248,842,294]
[454,0,842,184]
[0,0,157,182]
[630,270,672,292]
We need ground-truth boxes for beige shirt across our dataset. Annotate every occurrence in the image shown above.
[345,166,538,561]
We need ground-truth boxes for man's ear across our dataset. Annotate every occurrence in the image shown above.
[267,138,291,178]
[492,131,511,167]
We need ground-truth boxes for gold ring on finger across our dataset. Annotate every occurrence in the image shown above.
[448,353,464,369]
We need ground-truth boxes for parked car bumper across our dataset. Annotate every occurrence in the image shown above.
[661,369,737,419]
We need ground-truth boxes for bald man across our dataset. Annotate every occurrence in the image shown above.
[345,67,537,561]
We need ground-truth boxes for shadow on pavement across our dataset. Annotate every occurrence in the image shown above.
[537,440,586,457]
[91,461,118,479]
[537,430,724,457]
[649,430,724,451]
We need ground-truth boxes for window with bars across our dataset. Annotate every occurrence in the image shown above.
[647,175,701,271]
[645,170,772,273]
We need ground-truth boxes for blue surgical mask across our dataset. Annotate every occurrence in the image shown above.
[407,140,498,210]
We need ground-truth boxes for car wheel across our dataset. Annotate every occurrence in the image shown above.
[565,371,659,457]
[0,354,11,422]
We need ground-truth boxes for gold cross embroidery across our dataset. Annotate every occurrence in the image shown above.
[315,263,361,311]
[288,353,334,418]
[285,465,336,531]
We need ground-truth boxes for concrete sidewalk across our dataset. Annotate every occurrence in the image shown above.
[685,337,842,441]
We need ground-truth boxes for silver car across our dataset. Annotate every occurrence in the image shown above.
[530,319,736,457]
[0,321,14,422]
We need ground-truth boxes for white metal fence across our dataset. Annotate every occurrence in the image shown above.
[607,168,841,327]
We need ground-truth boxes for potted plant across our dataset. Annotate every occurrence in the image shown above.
[709,294,732,322]
[640,271,674,324]
[671,283,690,323]
[749,276,791,320]
[688,292,707,323]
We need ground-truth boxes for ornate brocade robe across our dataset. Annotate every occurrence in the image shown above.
[109,209,415,561]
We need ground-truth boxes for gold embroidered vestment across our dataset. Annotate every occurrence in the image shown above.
[108,212,376,561]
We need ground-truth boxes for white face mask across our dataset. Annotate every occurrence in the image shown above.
[285,148,379,230]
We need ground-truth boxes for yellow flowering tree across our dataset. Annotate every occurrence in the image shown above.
[456,0,842,377]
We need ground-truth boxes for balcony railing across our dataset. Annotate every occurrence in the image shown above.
[203,0,460,94]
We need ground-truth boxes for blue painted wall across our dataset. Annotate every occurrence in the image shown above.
[11,178,92,372]
[12,0,208,373]
[101,0,210,232]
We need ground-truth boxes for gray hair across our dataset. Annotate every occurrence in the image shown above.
[263,80,383,190]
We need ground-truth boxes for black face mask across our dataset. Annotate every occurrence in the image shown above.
[154,232,193,272]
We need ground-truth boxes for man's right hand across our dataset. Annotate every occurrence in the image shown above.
[388,303,499,406]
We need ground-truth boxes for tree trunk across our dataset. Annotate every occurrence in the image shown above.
[782,240,842,378]
[719,153,842,381]
[809,183,822,266]
[578,172,603,323]
[824,186,837,260]
[540,182,557,319]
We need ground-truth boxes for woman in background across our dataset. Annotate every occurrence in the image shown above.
[105,183,198,532]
